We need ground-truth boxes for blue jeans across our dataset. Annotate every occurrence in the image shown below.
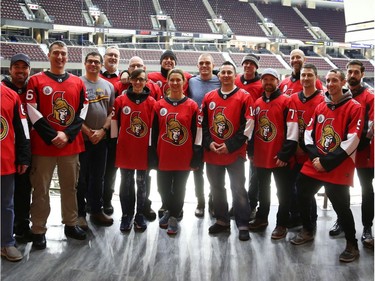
[77,140,107,216]
[1,174,15,247]
[256,166,292,226]
[206,158,250,230]
[297,174,357,242]
[119,169,147,216]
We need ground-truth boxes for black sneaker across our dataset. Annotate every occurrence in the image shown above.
[361,226,374,249]
[32,233,46,250]
[134,214,147,232]
[103,203,114,216]
[14,229,33,244]
[120,215,133,232]
[143,207,156,221]
[239,230,250,241]
[208,223,230,234]
[64,225,86,240]
[329,220,343,236]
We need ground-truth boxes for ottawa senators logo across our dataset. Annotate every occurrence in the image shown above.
[297,110,307,142]
[317,118,340,154]
[255,110,276,142]
[0,116,9,141]
[210,107,233,140]
[47,92,75,126]
[126,111,147,138]
[161,113,188,145]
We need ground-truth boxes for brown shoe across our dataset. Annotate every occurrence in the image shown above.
[290,228,314,245]
[339,240,360,262]
[90,211,114,226]
[271,226,288,240]
[249,218,268,231]
[1,246,23,262]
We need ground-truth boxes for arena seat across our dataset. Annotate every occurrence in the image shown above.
[298,7,345,43]
[92,0,154,30]
[158,0,212,33]
[207,0,266,37]
[0,0,26,21]
[230,53,285,69]
[256,3,314,40]
[37,0,86,26]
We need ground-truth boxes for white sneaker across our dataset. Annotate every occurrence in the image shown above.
[1,246,23,262]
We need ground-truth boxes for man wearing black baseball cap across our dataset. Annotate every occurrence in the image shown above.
[1,53,32,244]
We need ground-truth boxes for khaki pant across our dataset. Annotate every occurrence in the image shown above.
[30,155,80,234]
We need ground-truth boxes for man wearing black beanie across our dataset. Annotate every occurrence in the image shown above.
[148,50,192,98]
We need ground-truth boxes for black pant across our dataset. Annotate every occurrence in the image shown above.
[357,167,374,227]
[297,174,357,242]
[193,163,205,206]
[14,167,32,234]
[247,160,258,211]
[157,170,190,218]
[256,166,292,226]
[103,139,118,205]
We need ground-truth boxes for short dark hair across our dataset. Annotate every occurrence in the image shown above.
[129,68,146,80]
[346,60,365,72]
[328,68,346,80]
[301,63,317,76]
[48,40,67,52]
[220,61,236,74]
[85,51,103,63]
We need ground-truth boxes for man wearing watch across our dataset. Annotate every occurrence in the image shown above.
[76,51,115,229]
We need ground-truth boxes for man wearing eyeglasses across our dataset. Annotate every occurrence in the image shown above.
[116,56,162,101]
[77,52,115,230]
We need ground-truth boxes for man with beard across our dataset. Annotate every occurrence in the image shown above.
[328,60,374,249]
[100,46,121,216]
[279,49,324,96]
[249,68,298,241]
[290,69,362,263]
[1,54,33,243]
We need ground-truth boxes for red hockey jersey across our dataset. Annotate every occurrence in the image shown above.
[352,86,374,168]
[235,73,263,101]
[251,89,299,168]
[26,71,88,156]
[291,90,324,164]
[1,84,30,175]
[279,75,324,96]
[301,90,362,186]
[111,89,156,170]
[152,97,198,171]
[199,87,254,165]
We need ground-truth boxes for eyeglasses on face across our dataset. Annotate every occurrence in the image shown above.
[130,77,147,82]
[86,59,101,65]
